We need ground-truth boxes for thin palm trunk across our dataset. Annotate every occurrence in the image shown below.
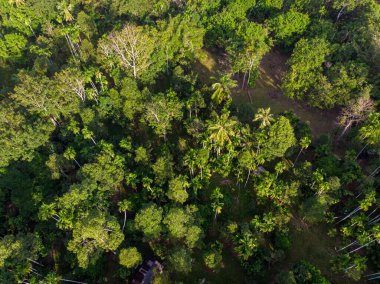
[356,143,368,159]
[122,210,127,232]
[294,149,303,165]
[244,169,251,188]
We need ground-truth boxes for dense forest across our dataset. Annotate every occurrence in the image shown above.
[0,0,379,283]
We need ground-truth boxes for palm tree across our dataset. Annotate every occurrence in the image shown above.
[211,187,224,222]
[253,107,274,128]
[294,136,311,165]
[208,112,238,156]
[211,74,237,104]
[57,1,74,22]
[118,200,132,232]
[8,0,25,7]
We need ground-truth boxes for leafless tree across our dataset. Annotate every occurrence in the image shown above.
[338,95,374,138]
[99,24,153,78]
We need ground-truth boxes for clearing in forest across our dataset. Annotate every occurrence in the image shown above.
[195,48,340,138]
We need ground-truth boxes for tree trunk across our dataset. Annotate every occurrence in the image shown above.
[242,72,247,89]
[244,169,251,188]
[356,143,368,159]
[122,210,127,232]
[369,164,380,177]
[73,158,81,168]
[339,120,353,139]
[336,5,346,22]
[294,149,303,165]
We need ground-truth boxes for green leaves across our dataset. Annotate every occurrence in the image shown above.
[268,10,310,45]
[0,233,44,283]
[119,247,142,268]
[144,91,183,139]
[67,210,124,268]
[134,203,164,239]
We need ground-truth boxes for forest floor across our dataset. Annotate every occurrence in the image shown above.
[190,49,352,283]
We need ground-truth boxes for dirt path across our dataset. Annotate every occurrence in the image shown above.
[195,48,341,138]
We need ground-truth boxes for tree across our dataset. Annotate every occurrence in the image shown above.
[0,233,43,283]
[339,94,374,137]
[253,107,274,128]
[119,247,142,268]
[163,206,202,248]
[67,210,124,268]
[207,112,238,156]
[118,199,133,232]
[134,203,163,239]
[282,38,331,107]
[99,24,154,78]
[294,136,311,165]
[152,155,174,185]
[144,92,183,140]
[211,74,237,104]
[8,0,25,7]
[168,248,193,274]
[0,33,28,62]
[211,187,224,221]
[261,116,297,160]
[203,241,223,271]
[0,102,53,168]
[268,10,310,46]
[357,112,380,157]
[167,175,190,204]
[11,71,80,124]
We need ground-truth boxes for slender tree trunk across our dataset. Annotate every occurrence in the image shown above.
[336,5,346,22]
[61,279,88,284]
[244,169,251,188]
[242,72,247,89]
[369,164,380,177]
[73,158,81,168]
[122,210,126,232]
[339,120,353,138]
[356,143,368,159]
[335,207,360,224]
[348,239,376,254]
[337,241,358,252]
[294,149,303,165]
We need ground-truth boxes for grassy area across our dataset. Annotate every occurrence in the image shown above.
[270,216,348,283]
[195,48,340,138]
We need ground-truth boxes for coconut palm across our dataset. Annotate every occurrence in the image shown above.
[8,0,25,7]
[211,74,237,104]
[208,112,238,156]
[57,1,74,22]
[294,136,311,165]
[253,107,274,128]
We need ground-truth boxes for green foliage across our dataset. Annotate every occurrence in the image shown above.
[167,175,190,204]
[261,116,297,159]
[135,203,163,239]
[283,38,331,107]
[168,247,193,274]
[119,247,143,268]
[290,261,330,284]
[67,210,124,268]
[203,241,223,270]
[144,92,183,139]
[268,11,310,46]
[0,0,379,282]
[0,233,44,283]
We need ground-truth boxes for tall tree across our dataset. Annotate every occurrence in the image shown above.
[98,24,154,78]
